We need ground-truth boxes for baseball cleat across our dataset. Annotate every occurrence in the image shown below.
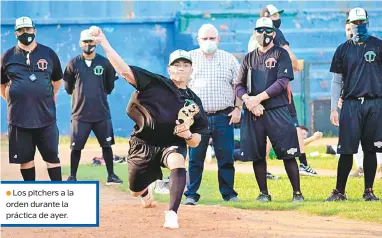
[163,210,179,229]
[140,181,157,208]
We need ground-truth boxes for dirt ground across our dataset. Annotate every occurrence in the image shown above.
[2,140,382,238]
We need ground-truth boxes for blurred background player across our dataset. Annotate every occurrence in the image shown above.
[63,29,122,184]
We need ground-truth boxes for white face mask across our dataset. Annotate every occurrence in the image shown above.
[200,40,217,54]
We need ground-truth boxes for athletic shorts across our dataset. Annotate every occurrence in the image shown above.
[70,119,115,150]
[239,106,300,162]
[8,122,60,164]
[127,137,187,192]
[338,98,382,154]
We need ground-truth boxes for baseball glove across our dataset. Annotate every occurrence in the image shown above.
[174,100,200,135]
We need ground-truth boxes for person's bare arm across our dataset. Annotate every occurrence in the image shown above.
[52,80,62,95]
[90,27,136,87]
[304,132,323,146]
[1,84,7,101]
[185,133,201,148]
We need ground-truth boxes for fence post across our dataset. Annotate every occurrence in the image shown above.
[301,61,311,128]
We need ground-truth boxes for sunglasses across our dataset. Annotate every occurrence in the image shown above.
[200,37,217,41]
[82,40,94,43]
[255,28,274,34]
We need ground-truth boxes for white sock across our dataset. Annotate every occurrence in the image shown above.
[377,153,382,166]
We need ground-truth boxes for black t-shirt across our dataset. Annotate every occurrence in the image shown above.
[274,28,289,47]
[1,44,63,128]
[237,46,294,109]
[330,36,382,98]
[63,54,117,122]
[127,66,209,147]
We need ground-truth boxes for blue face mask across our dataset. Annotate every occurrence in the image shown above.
[351,22,369,43]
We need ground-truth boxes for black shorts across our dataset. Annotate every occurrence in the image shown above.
[8,122,60,164]
[239,106,300,162]
[338,98,382,154]
[70,119,115,150]
[127,137,187,192]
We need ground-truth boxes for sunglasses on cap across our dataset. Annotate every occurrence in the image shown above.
[255,28,274,34]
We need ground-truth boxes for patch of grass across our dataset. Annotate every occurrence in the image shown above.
[64,164,382,223]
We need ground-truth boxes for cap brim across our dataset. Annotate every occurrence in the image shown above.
[169,57,192,65]
[81,37,94,41]
[15,24,34,30]
[349,17,367,22]
[278,9,284,14]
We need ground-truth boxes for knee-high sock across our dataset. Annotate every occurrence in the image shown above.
[169,168,186,213]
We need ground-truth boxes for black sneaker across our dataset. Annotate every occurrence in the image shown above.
[325,189,347,202]
[256,193,272,202]
[266,172,280,180]
[326,145,337,155]
[292,192,304,203]
[67,176,77,181]
[363,188,380,201]
[106,174,123,185]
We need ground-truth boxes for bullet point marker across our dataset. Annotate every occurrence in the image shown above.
[6,191,11,196]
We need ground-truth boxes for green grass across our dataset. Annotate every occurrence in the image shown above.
[267,145,340,170]
[63,164,382,224]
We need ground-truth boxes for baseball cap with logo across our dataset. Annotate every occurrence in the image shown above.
[15,16,35,31]
[80,29,94,41]
[255,17,275,29]
[348,7,368,23]
[168,50,192,65]
[261,4,284,17]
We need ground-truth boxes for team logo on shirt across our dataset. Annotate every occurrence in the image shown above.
[364,51,376,63]
[265,58,277,69]
[37,59,48,71]
[93,65,104,76]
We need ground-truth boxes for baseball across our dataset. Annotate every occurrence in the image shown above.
[89,26,100,36]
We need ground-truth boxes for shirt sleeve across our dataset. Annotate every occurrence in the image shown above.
[1,53,9,84]
[130,66,162,91]
[274,29,289,47]
[331,73,343,111]
[235,54,249,99]
[104,60,118,94]
[63,60,76,95]
[231,55,240,85]
[329,45,343,74]
[50,51,63,82]
[277,49,294,80]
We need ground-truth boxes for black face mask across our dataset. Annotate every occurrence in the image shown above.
[17,33,35,46]
[81,45,96,55]
[272,19,281,29]
[256,34,273,47]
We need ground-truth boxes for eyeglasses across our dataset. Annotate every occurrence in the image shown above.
[200,37,217,41]
[255,28,274,34]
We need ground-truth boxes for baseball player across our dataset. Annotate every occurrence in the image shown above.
[63,29,123,184]
[326,7,381,201]
[1,16,63,181]
[236,17,303,202]
[89,26,208,229]
[248,5,317,176]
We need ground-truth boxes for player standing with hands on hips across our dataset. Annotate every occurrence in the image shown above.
[1,16,63,181]
[236,17,303,202]
[88,26,209,229]
[63,29,123,184]
[326,8,381,201]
